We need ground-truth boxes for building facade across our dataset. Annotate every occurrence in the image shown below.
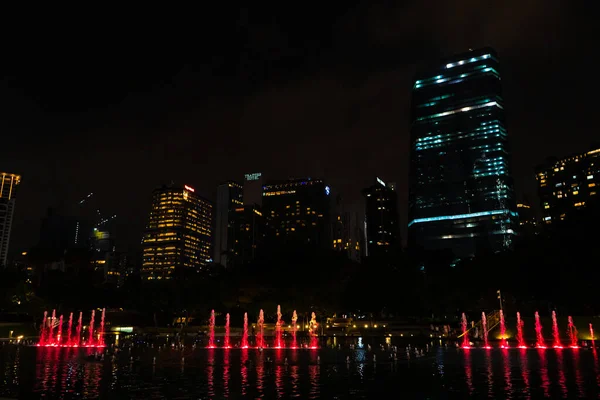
[362,177,400,261]
[535,146,600,225]
[231,204,265,264]
[243,172,263,207]
[262,178,331,249]
[516,202,538,239]
[332,195,362,262]
[141,184,213,280]
[0,172,21,267]
[408,47,518,258]
[214,181,243,267]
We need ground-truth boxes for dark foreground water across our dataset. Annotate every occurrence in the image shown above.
[1,342,599,399]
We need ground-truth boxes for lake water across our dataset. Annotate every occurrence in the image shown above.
[1,342,599,398]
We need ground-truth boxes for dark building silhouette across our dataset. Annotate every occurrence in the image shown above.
[0,172,20,267]
[362,177,400,262]
[535,146,600,226]
[262,178,331,249]
[231,204,265,264]
[516,201,538,239]
[332,195,361,262]
[408,47,518,259]
[214,181,243,267]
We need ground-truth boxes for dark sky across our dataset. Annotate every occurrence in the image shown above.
[2,2,597,254]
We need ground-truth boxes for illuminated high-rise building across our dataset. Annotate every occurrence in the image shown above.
[141,184,213,280]
[262,178,331,249]
[535,146,600,225]
[362,177,400,261]
[0,172,21,267]
[243,172,263,207]
[408,48,518,258]
[214,181,243,267]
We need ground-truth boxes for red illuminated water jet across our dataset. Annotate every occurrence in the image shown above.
[207,310,216,348]
[309,312,318,349]
[224,313,230,348]
[499,310,508,348]
[36,310,106,348]
[590,323,595,347]
[241,313,249,349]
[516,312,526,348]
[98,308,106,347]
[535,311,546,348]
[461,313,470,349]
[552,311,563,348]
[481,312,490,349]
[256,309,264,349]
[291,310,298,349]
[274,305,283,348]
[567,316,579,348]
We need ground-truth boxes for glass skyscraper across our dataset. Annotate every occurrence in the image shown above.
[408,47,518,258]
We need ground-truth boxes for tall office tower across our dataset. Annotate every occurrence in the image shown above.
[243,172,263,207]
[214,181,243,267]
[262,178,331,249]
[516,202,538,239]
[535,146,600,225]
[0,172,21,267]
[332,195,362,262]
[408,48,518,258]
[231,204,265,264]
[362,177,400,261]
[141,184,213,280]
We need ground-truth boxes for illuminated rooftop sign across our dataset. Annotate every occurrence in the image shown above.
[184,185,195,192]
[245,172,262,181]
[376,177,386,187]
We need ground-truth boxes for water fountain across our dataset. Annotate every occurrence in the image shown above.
[98,308,106,346]
[88,310,96,346]
[590,323,595,346]
[37,310,105,348]
[461,313,470,348]
[552,311,563,348]
[309,312,318,349]
[207,310,216,348]
[535,311,546,348]
[224,313,230,348]
[516,312,526,348]
[256,309,264,348]
[481,312,490,348]
[567,316,579,348]
[499,310,508,348]
[275,305,283,348]
[241,313,249,348]
[291,310,298,349]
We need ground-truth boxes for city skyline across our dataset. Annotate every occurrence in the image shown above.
[2,3,594,254]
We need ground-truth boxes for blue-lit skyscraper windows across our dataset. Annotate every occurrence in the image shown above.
[408,47,518,258]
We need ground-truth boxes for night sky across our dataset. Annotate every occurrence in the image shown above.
[2,2,596,255]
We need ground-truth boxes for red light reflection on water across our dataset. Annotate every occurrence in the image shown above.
[538,348,550,398]
[518,347,530,398]
[223,348,230,398]
[464,348,473,394]
[555,350,568,398]
[309,364,320,399]
[502,348,513,394]
[206,348,215,398]
[240,348,248,397]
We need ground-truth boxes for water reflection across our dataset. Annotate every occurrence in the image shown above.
[501,349,512,396]
[240,348,248,397]
[554,350,568,398]
[485,349,494,398]
[309,364,320,399]
[223,349,230,398]
[571,349,584,398]
[538,349,550,398]
[206,349,214,398]
[518,348,530,399]
[464,349,473,394]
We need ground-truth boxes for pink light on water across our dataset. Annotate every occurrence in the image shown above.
[98,308,106,347]
[241,313,249,349]
[88,310,96,346]
[590,323,595,347]
[461,313,470,348]
[291,310,298,349]
[66,313,73,346]
[552,311,562,348]
[535,311,546,348]
[224,313,230,348]
[75,312,83,347]
[256,310,264,349]
[567,316,579,348]
[207,310,216,348]
[481,312,489,348]
[39,311,48,345]
[36,310,106,348]
[274,305,283,348]
[309,312,318,349]
[499,310,508,348]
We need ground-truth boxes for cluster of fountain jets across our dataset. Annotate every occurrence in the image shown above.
[37,309,106,348]
[207,307,319,350]
[461,310,596,350]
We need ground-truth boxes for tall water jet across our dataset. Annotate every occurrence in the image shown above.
[535,311,546,348]
[88,310,96,346]
[291,310,298,349]
[241,313,249,348]
[590,323,595,347]
[48,310,56,344]
[516,312,526,348]
[66,313,73,346]
[275,305,283,348]
[207,309,216,348]
[256,310,264,348]
[461,313,470,348]
[57,315,64,345]
[567,316,579,348]
[224,313,230,348]
[98,308,106,346]
[75,312,83,346]
[38,311,48,346]
[309,312,318,349]
[499,310,508,348]
[552,311,562,348]
[481,312,490,348]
